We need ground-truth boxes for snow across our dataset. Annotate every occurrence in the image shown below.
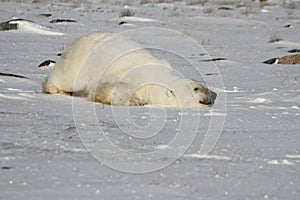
[267,159,295,166]
[182,154,232,161]
[1,0,300,199]
[250,97,272,103]
[8,20,65,36]
[120,16,156,22]
[285,154,300,159]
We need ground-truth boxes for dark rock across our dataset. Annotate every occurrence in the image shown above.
[50,19,77,24]
[263,54,300,64]
[119,21,127,25]
[263,58,279,64]
[200,58,226,62]
[1,166,14,170]
[288,49,300,53]
[0,72,28,79]
[218,7,234,10]
[38,60,56,68]
[0,19,34,31]
[39,13,52,17]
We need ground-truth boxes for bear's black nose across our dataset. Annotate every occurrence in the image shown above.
[210,90,217,104]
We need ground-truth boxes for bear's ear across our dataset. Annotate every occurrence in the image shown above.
[167,89,175,98]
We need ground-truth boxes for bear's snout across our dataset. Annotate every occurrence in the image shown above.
[199,90,217,106]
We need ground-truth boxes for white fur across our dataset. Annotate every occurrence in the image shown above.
[43,33,214,107]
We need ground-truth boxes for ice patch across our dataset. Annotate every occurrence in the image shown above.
[250,97,272,103]
[267,159,294,165]
[204,111,226,116]
[178,112,189,116]
[285,154,300,159]
[154,145,170,150]
[291,105,300,110]
[59,146,87,153]
[215,87,240,93]
[7,88,23,92]
[120,16,155,22]
[183,154,232,161]
[261,9,269,13]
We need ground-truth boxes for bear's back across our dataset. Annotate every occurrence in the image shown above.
[45,32,173,95]
[82,34,171,77]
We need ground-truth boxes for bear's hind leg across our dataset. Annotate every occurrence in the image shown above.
[92,81,147,106]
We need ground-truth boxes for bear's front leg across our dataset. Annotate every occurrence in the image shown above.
[129,96,147,106]
[42,78,72,96]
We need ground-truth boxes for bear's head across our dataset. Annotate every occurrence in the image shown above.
[163,80,216,108]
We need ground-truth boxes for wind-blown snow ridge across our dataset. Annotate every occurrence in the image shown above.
[183,154,232,161]
[267,159,295,166]
[154,145,170,150]
[291,105,300,110]
[214,87,240,93]
[4,19,65,36]
[0,93,27,100]
[250,97,272,103]
[204,111,226,116]
[120,16,155,22]
[285,154,300,159]
[271,41,300,48]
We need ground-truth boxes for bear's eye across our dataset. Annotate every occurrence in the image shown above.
[199,100,206,104]
[194,88,199,91]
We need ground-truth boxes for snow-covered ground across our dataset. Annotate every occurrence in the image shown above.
[1,0,299,199]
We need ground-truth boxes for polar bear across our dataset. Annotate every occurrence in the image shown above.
[43,32,216,107]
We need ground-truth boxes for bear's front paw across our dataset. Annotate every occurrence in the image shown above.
[129,96,147,106]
